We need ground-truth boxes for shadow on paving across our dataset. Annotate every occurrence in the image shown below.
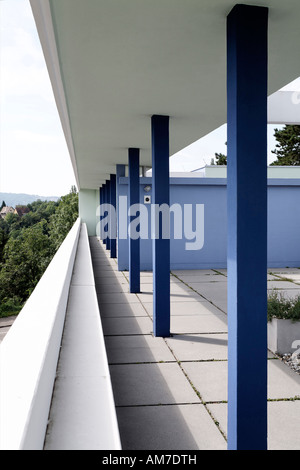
[89,237,211,451]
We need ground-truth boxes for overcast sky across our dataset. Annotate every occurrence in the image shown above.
[0,0,76,197]
[0,0,300,197]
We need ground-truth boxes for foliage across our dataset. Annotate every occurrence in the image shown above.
[211,142,227,165]
[267,290,300,323]
[0,187,78,318]
[0,297,24,318]
[214,152,227,165]
[0,220,55,303]
[49,186,78,251]
[270,125,300,166]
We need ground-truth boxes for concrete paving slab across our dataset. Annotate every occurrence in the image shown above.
[104,335,174,364]
[99,301,148,318]
[268,359,300,400]
[171,313,228,335]
[170,283,200,294]
[88,239,300,450]
[98,292,141,304]
[137,292,201,303]
[275,273,300,283]
[181,361,227,403]
[93,275,128,285]
[139,278,154,285]
[268,268,300,274]
[117,404,226,450]
[166,334,228,361]
[267,274,282,280]
[182,359,300,404]
[207,400,300,450]
[267,280,300,290]
[170,275,185,283]
[139,282,194,295]
[110,362,198,406]
[101,316,153,336]
[123,271,153,279]
[93,270,126,278]
[92,261,119,269]
[176,275,227,283]
[172,269,219,276]
[213,300,227,313]
[142,300,223,317]
[173,300,226,317]
[205,403,227,438]
[96,283,130,293]
[186,283,228,312]
[188,282,227,297]
[214,269,227,275]
[268,400,300,450]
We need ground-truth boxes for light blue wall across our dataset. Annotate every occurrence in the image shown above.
[267,180,300,267]
[116,177,300,270]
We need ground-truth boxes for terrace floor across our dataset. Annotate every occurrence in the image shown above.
[90,237,300,451]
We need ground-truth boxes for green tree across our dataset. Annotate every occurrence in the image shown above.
[0,220,54,302]
[214,152,227,165]
[49,187,78,251]
[4,212,22,237]
[0,201,6,210]
[0,228,8,263]
[211,142,227,165]
[0,188,78,317]
[270,125,300,166]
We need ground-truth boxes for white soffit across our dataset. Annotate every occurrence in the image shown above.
[30,0,300,190]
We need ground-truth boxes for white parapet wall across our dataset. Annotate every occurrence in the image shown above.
[0,218,81,450]
[43,224,121,450]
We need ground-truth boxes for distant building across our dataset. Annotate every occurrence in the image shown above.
[192,165,300,179]
[15,206,30,217]
[0,206,17,219]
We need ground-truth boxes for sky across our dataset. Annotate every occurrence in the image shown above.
[0,0,76,197]
[0,0,300,197]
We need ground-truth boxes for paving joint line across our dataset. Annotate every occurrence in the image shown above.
[162,336,227,442]
[170,272,227,316]
[115,402,208,408]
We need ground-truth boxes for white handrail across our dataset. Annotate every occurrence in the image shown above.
[0,218,81,450]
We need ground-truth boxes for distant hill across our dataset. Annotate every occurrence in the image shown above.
[0,192,60,208]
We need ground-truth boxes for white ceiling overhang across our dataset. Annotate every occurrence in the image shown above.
[29,0,300,190]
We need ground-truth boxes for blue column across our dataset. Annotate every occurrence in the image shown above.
[110,174,117,258]
[116,164,127,271]
[151,115,170,337]
[105,179,111,251]
[227,4,268,450]
[100,186,105,241]
[128,148,140,293]
[99,187,102,240]
[102,184,107,245]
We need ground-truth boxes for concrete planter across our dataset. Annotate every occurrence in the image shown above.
[268,318,300,355]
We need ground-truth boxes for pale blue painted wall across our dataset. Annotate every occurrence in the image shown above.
[116,177,300,270]
[267,180,300,267]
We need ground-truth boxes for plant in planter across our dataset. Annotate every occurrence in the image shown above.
[267,290,300,355]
